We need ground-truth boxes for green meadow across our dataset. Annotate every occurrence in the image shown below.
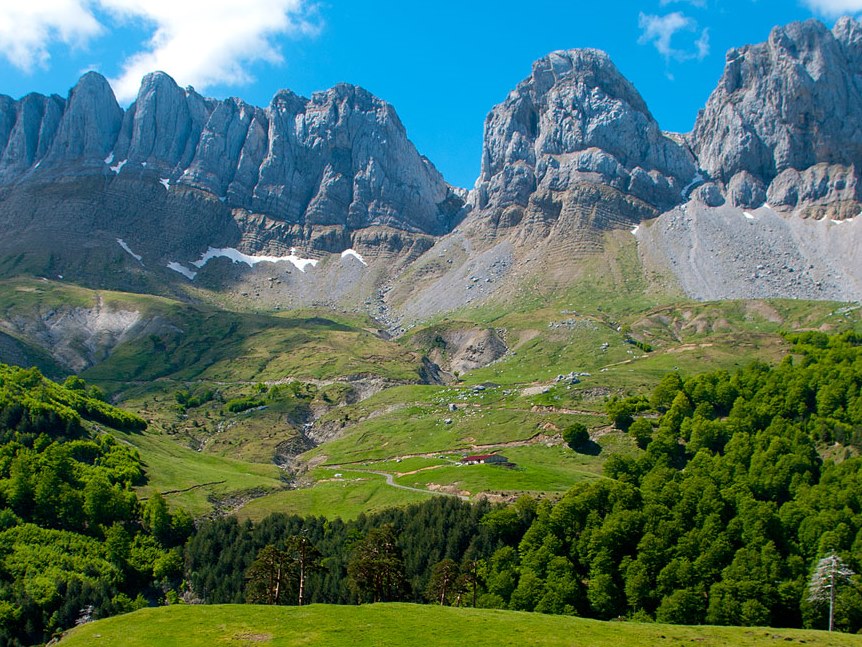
[58,603,862,647]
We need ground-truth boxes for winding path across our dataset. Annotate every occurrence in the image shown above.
[351,468,469,501]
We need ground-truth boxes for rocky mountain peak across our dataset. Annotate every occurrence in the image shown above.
[691,16,862,215]
[528,49,651,117]
[472,47,696,231]
[0,92,65,183]
[833,15,862,63]
[45,71,122,167]
[270,87,307,113]
[112,70,214,175]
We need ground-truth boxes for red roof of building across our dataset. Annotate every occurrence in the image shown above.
[462,454,497,462]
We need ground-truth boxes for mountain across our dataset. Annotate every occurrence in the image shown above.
[691,17,862,217]
[0,16,861,322]
[389,19,862,325]
[471,48,696,231]
[0,71,463,298]
[642,17,862,302]
[384,49,699,327]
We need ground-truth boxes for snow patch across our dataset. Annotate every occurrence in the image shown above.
[191,247,318,273]
[167,262,197,280]
[116,238,143,263]
[160,178,170,190]
[104,152,114,165]
[630,225,640,236]
[341,248,367,266]
[831,219,845,224]
[110,159,127,174]
[680,172,704,198]
[743,211,756,220]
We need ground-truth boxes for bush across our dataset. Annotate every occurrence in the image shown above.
[563,423,590,451]
[628,418,653,449]
[224,397,264,413]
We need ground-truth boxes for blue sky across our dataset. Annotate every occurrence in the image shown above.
[0,0,858,188]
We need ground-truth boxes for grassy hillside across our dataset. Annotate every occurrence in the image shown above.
[57,603,862,646]
[0,278,440,514]
[114,426,285,516]
[0,278,427,388]
[1,247,860,518]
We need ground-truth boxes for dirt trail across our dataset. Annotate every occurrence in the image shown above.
[327,431,562,468]
[335,468,469,501]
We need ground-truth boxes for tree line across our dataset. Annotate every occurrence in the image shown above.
[0,366,190,646]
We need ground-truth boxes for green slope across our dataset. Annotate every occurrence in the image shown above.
[0,278,439,515]
[2,235,861,518]
[58,604,861,647]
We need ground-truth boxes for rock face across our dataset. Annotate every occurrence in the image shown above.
[471,49,697,232]
[691,17,862,214]
[0,71,463,246]
[46,72,123,170]
[639,19,862,305]
[249,84,459,235]
[112,72,214,176]
[0,93,65,184]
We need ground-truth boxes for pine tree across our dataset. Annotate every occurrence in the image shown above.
[285,533,322,606]
[246,545,291,605]
[426,559,461,605]
[347,524,407,603]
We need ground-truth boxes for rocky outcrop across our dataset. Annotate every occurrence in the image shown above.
[424,327,508,376]
[691,17,862,214]
[45,72,123,170]
[640,19,862,304]
[113,72,214,176]
[0,92,65,184]
[471,49,697,231]
[767,163,861,219]
[0,71,463,242]
[249,84,459,234]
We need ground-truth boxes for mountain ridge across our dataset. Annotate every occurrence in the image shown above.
[0,16,861,319]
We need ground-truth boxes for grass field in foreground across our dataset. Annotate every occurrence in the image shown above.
[58,603,862,647]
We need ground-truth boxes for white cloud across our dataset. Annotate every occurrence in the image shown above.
[801,0,862,16]
[660,0,707,6]
[0,0,319,102]
[695,28,711,59]
[101,0,320,102]
[638,12,711,62]
[0,1,103,72]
